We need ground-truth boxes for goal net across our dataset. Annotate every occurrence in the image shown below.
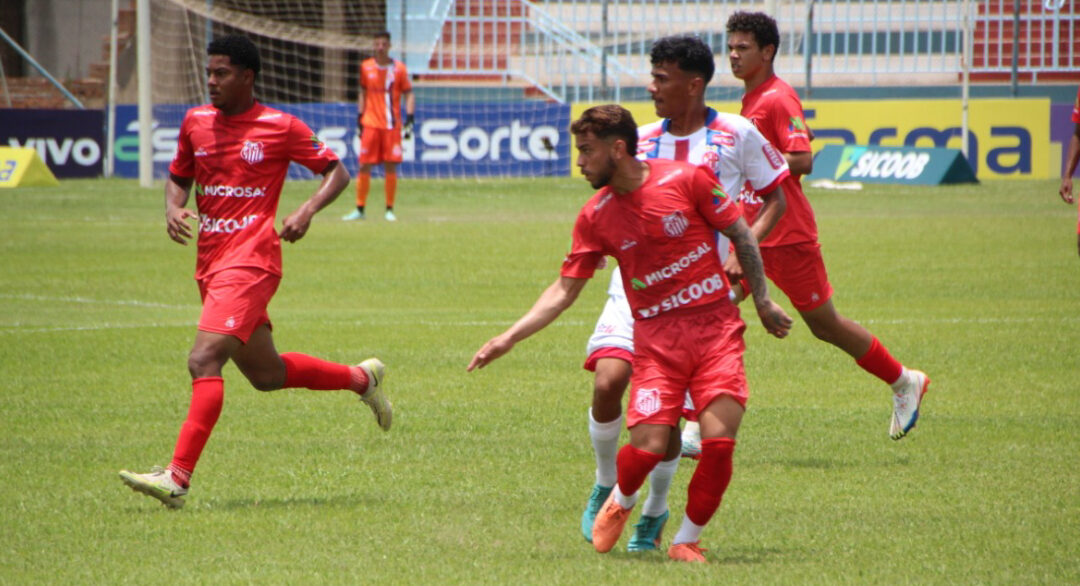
[130,0,571,180]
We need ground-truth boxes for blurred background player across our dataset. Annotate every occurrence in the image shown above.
[119,35,392,509]
[725,11,929,440]
[469,105,791,562]
[1058,85,1080,258]
[579,34,788,554]
[343,31,415,222]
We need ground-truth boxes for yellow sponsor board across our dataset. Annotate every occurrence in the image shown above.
[571,99,1049,180]
[0,147,60,188]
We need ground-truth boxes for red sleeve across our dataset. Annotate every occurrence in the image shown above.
[168,112,194,178]
[1072,86,1080,124]
[692,164,741,232]
[560,210,605,279]
[398,61,412,93]
[286,116,339,174]
[770,92,812,154]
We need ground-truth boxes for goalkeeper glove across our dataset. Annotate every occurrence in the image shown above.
[356,113,363,138]
[403,114,415,140]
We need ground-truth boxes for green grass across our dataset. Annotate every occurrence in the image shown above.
[1,177,1077,584]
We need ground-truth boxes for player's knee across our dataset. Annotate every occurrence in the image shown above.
[246,373,280,392]
[593,370,630,403]
[187,347,227,379]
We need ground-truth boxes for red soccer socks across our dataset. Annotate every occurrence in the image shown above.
[169,376,224,486]
[685,437,736,526]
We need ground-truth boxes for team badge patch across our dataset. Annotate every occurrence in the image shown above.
[634,388,662,417]
[662,210,689,238]
[240,140,264,165]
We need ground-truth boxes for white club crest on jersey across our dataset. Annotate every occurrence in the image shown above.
[240,140,264,165]
[635,388,662,417]
[662,210,689,238]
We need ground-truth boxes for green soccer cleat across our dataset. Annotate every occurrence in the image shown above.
[119,466,188,509]
[581,483,613,543]
[358,358,392,431]
[627,510,669,552]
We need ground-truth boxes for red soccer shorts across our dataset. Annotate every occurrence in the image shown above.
[760,241,834,312]
[359,127,403,164]
[197,267,279,343]
[627,303,748,428]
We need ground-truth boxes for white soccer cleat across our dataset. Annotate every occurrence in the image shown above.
[890,370,929,440]
[384,210,397,222]
[119,466,188,509]
[342,209,365,221]
[681,421,702,459]
[358,358,392,431]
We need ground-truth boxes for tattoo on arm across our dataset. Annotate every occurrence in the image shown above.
[730,224,768,303]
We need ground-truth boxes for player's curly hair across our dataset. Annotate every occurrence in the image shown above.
[726,11,781,53]
[570,105,638,156]
[650,35,715,84]
[207,35,261,77]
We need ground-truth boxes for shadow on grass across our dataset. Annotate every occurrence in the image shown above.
[600,545,787,565]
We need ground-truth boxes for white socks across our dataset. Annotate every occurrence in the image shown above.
[613,484,638,509]
[889,367,912,391]
[672,513,704,545]
[589,408,622,488]
[641,457,678,517]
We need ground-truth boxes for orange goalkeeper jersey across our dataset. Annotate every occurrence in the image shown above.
[359,58,412,130]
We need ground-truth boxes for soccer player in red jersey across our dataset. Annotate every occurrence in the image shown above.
[343,31,414,222]
[578,34,789,553]
[468,105,792,562]
[726,12,929,440]
[119,35,393,509]
[1059,86,1080,257]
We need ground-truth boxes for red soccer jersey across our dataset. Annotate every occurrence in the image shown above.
[739,75,818,247]
[1072,86,1080,123]
[169,101,338,280]
[562,160,742,320]
[359,58,412,130]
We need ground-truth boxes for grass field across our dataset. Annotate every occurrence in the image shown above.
[1,176,1078,584]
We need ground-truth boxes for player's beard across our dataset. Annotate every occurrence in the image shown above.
[589,159,617,189]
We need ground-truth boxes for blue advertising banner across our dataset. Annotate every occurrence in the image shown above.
[113,102,570,179]
[0,109,104,178]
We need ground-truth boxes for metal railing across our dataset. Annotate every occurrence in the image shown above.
[413,0,1078,101]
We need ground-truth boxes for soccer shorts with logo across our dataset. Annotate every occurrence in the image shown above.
[583,292,635,371]
[760,241,834,312]
[627,303,748,428]
[359,126,403,164]
[197,267,279,343]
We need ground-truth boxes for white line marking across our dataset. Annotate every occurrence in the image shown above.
[0,293,193,310]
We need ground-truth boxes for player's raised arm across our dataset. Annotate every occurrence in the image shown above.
[722,216,792,338]
[165,173,197,245]
[468,276,589,371]
[279,161,350,243]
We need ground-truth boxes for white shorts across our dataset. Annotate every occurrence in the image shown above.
[585,270,635,358]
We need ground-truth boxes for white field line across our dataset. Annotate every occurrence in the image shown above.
[0,293,193,310]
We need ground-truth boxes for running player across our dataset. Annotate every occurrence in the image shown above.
[579,34,789,553]
[469,105,792,562]
[1058,85,1080,258]
[119,35,392,509]
[343,31,414,222]
[725,11,929,439]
